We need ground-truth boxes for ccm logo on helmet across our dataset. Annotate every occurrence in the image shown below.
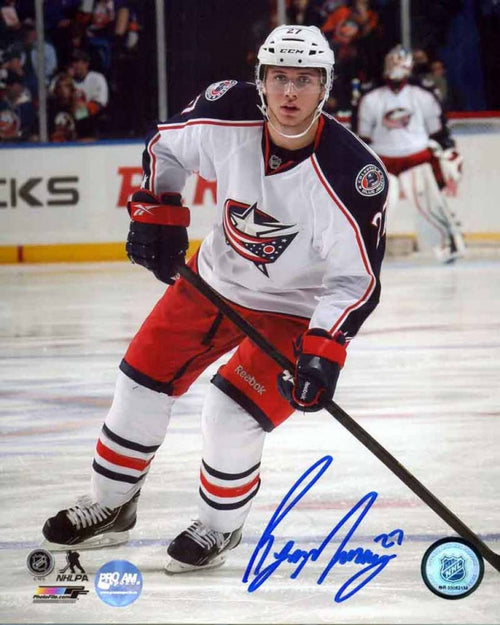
[279,49,304,54]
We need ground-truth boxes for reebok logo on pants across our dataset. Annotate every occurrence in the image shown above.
[234,365,266,395]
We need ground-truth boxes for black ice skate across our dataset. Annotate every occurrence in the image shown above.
[42,491,140,551]
[165,520,242,574]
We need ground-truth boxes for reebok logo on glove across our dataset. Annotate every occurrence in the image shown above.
[131,204,156,218]
[128,193,190,226]
[277,328,346,412]
[299,380,311,402]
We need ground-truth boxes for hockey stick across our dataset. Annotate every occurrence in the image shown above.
[178,264,500,572]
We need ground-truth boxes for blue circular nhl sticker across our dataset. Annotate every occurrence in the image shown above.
[95,560,143,607]
[421,537,484,599]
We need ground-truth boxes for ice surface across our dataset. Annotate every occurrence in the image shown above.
[0,258,499,624]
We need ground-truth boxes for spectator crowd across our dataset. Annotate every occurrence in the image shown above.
[0,0,498,143]
[1,0,141,142]
[284,0,459,127]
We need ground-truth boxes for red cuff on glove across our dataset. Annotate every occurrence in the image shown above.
[128,190,190,227]
[301,333,347,368]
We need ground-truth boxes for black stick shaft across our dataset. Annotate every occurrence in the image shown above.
[178,264,500,572]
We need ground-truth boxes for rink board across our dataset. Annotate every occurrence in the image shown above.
[0,123,499,262]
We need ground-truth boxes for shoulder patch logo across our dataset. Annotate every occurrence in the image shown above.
[355,164,386,197]
[205,80,237,101]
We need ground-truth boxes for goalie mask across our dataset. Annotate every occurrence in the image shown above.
[384,45,413,81]
[255,25,335,138]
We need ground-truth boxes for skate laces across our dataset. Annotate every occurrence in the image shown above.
[184,520,227,550]
[66,496,114,530]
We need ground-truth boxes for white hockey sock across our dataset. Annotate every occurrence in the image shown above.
[198,385,266,533]
[91,370,175,508]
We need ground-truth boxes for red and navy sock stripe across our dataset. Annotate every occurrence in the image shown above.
[92,423,159,485]
[199,459,261,510]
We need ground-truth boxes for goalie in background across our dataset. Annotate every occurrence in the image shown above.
[355,45,465,263]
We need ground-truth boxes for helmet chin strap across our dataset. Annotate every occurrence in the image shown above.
[263,107,321,139]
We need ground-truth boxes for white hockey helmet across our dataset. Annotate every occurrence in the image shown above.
[256,25,335,93]
[255,25,335,138]
[384,45,413,81]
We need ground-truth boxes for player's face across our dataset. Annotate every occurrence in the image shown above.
[263,67,324,136]
[71,60,88,80]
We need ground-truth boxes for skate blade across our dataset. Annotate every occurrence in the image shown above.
[41,530,130,552]
[165,554,227,575]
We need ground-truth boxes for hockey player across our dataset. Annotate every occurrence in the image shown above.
[356,45,465,263]
[42,25,388,573]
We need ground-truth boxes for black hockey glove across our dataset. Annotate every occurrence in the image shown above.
[277,329,346,412]
[126,190,190,285]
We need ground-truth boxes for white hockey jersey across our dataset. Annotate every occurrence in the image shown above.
[357,82,444,157]
[73,70,109,107]
[142,81,388,340]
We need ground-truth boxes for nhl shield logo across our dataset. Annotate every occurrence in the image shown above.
[439,555,466,583]
[421,537,484,600]
[223,199,298,276]
[26,548,55,578]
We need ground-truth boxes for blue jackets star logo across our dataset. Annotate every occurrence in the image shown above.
[223,199,298,276]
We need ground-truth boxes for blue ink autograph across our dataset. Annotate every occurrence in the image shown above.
[242,455,404,602]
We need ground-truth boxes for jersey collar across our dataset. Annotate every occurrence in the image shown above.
[262,116,325,176]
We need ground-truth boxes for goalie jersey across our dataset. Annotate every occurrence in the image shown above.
[142,80,388,341]
[356,80,454,157]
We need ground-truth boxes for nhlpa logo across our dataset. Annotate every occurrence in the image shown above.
[439,555,466,583]
[223,199,298,276]
[205,80,237,101]
[383,107,411,129]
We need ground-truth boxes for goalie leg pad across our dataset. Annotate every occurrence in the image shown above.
[386,173,400,215]
[399,163,465,260]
